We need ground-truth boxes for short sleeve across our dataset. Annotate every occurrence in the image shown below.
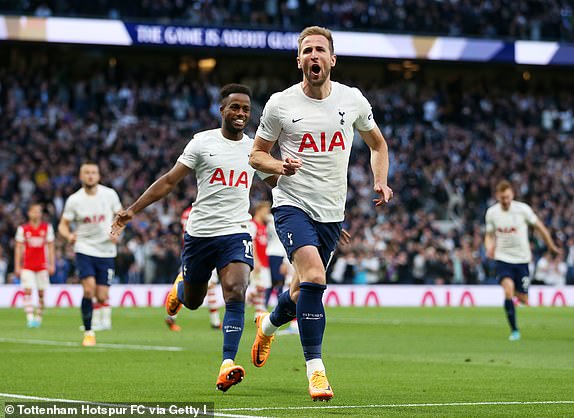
[46,224,55,242]
[485,209,495,233]
[15,226,24,242]
[111,189,123,213]
[61,196,76,221]
[177,137,201,170]
[351,88,377,132]
[256,93,283,142]
[248,220,257,238]
[524,204,538,226]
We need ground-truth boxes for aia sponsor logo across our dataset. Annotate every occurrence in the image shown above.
[497,227,517,234]
[210,168,249,188]
[298,131,345,153]
[83,215,106,224]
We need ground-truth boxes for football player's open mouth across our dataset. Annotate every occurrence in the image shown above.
[233,118,245,127]
[311,64,321,74]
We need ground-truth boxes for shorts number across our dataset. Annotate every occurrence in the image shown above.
[521,276,530,290]
[242,240,253,259]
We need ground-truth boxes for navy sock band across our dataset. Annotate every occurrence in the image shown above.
[81,297,93,331]
[269,290,296,327]
[222,301,245,361]
[297,282,327,361]
[504,299,518,331]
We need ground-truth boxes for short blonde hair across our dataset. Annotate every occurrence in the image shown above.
[298,26,334,55]
[496,180,513,193]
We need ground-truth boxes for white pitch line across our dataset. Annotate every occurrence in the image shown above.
[0,393,265,418]
[220,400,574,412]
[0,338,184,352]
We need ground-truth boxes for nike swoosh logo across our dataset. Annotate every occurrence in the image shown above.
[368,114,373,120]
[209,153,216,156]
[292,118,303,123]
[255,345,264,366]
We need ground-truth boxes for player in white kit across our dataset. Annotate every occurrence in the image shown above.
[485,180,561,341]
[248,26,393,401]
[58,163,123,346]
[111,84,277,393]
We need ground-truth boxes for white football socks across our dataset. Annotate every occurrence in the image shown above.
[261,314,279,336]
[306,358,325,380]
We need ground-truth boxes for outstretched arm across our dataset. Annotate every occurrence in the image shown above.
[358,126,393,206]
[111,162,191,238]
[533,220,561,255]
[249,136,302,176]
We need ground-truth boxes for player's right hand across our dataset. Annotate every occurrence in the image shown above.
[111,210,134,239]
[282,157,302,176]
[67,233,77,245]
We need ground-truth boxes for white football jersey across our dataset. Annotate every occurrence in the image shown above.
[177,128,269,237]
[485,200,538,264]
[256,81,376,222]
[62,185,122,257]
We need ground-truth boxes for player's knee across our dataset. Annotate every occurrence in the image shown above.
[222,282,248,303]
[300,268,326,284]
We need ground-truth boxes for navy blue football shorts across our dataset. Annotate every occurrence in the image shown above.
[181,232,254,284]
[272,205,342,268]
[75,253,115,286]
[496,260,530,294]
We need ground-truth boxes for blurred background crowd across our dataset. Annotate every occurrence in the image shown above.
[1,3,573,287]
[3,0,574,41]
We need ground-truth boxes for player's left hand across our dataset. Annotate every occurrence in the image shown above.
[111,209,134,239]
[373,183,393,206]
[339,229,351,246]
[549,245,562,256]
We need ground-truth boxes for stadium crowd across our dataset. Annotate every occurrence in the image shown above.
[0,55,573,287]
[2,0,573,42]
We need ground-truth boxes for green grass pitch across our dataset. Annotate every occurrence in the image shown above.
[1,306,573,417]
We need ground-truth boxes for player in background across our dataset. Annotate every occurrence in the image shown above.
[14,203,55,328]
[111,84,277,392]
[248,201,272,318]
[484,180,561,341]
[265,212,287,308]
[58,162,122,346]
[165,205,221,331]
[249,26,392,401]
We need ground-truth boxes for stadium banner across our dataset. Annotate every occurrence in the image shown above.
[0,285,572,308]
[1,15,574,65]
